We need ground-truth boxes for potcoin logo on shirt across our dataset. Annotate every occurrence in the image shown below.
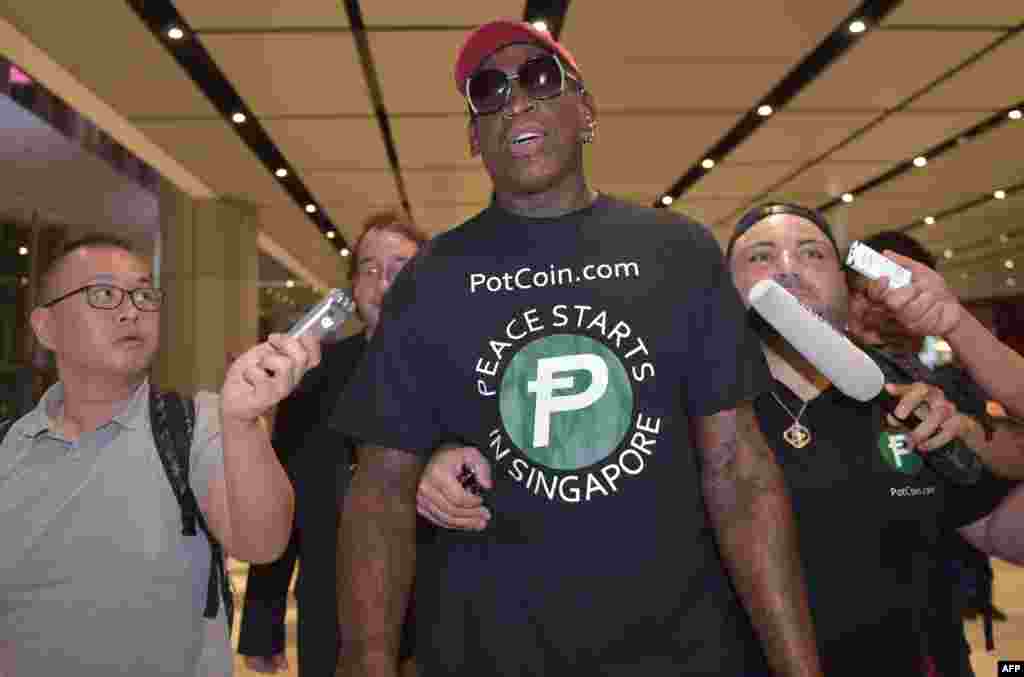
[474,305,661,504]
[878,430,923,475]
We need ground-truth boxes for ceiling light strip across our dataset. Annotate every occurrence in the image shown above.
[523,0,571,39]
[344,0,413,217]
[898,181,1024,235]
[719,22,1022,224]
[123,0,348,252]
[817,99,1024,212]
[653,0,901,208]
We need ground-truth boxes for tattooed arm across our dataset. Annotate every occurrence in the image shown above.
[336,444,423,677]
[694,400,822,677]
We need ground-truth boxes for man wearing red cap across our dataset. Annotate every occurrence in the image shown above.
[333,21,822,676]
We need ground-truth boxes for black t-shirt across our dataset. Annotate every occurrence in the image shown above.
[755,378,1010,677]
[335,195,773,676]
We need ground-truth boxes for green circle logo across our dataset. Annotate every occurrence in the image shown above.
[499,334,634,470]
[878,431,923,475]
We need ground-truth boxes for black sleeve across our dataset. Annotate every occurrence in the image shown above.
[680,225,772,417]
[942,467,1018,530]
[237,532,299,657]
[330,255,445,456]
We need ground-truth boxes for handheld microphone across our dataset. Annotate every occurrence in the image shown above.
[748,279,982,485]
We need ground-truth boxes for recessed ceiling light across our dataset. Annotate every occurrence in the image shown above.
[305,204,317,214]
[17,246,28,256]
[340,248,350,257]
[924,216,936,225]
[1000,233,1010,243]
[326,230,336,239]
[1006,260,1015,270]
[701,158,715,169]
[994,190,1007,200]
[961,272,969,279]
[167,26,185,40]
[757,104,773,117]
[660,195,674,206]
[231,112,246,124]
[841,193,854,203]
[1010,109,1022,121]
[849,20,867,34]
[913,156,927,168]
[275,168,288,178]
[944,249,954,259]
[285,279,295,288]
[531,20,549,33]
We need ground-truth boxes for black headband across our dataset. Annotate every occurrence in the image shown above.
[726,202,840,262]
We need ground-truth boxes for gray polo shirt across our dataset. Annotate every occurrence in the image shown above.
[0,380,232,676]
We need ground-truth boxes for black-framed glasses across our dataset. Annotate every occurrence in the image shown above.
[465,53,581,116]
[41,284,165,312]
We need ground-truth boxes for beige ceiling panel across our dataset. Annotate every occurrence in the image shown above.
[361,2,521,25]
[177,0,349,30]
[730,113,877,164]
[790,30,997,111]
[201,33,372,115]
[907,36,1024,111]
[390,115,479,168]
[306,170,402,205]
[258,206,349,286]
[565,2,853,61]
[262,117,388,169]
[589,113,740,186]
[836,198,950,239]
[671,198,753,228]
[864,123,1024,200]
[3,2,219,119]
[412,203,490,236]
[371,31,469,114]
[564,1,854,112]
[403,167,493,205]
[914,192,1024,253]
[885,1,1023,26]
[685,163,796,199]
[137,120,290,206]
[581,61,800,114]
[828,111,990,161]
[772,162,895,201]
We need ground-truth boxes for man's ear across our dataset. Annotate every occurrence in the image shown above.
[468,117,481,157]
[30,307,56,352]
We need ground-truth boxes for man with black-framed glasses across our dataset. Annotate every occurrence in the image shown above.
[334,20,822,677]
[1,233,320,676]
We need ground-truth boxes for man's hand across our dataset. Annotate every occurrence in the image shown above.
[221,333,321,423]
[885,382,978,452]
[417,445,491,531]
[244,653,290,673]
[864,252,965,338]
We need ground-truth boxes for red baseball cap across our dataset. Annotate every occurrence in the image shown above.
[454,20,581,94]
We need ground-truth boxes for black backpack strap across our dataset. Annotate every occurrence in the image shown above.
[149,387,234,629]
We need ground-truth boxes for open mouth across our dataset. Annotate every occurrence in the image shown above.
[508,131,545,157]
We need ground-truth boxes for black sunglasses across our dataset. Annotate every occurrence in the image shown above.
[41,283,165,312]
[465,53,581,116]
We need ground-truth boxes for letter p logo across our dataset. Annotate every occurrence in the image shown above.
[527,353,608,448]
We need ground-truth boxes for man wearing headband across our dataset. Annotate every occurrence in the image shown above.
[333,20,822,677]
[726,204,1019,675]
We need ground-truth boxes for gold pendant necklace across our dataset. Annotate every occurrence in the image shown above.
[770,392,812,449]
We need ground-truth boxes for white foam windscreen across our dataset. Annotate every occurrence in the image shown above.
[748,279,885,402]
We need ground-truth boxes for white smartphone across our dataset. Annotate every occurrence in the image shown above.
[846,241,912,289]
[286,289,356,340]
